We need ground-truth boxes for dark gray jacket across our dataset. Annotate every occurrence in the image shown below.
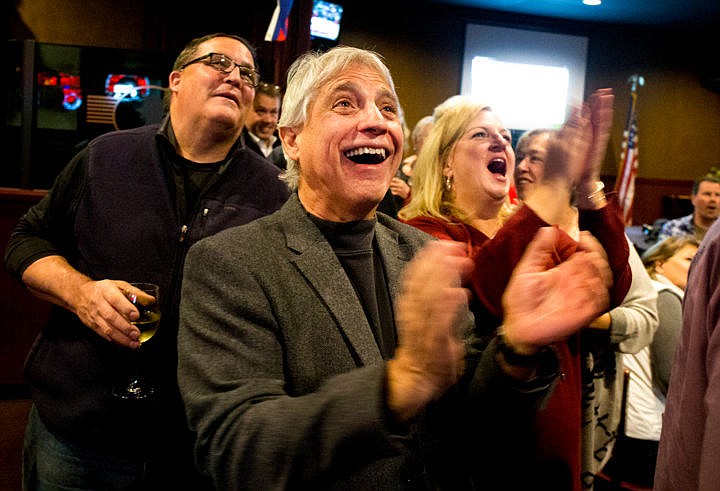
[178,194,560,490]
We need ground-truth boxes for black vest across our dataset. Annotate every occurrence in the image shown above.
[26,123,289,452]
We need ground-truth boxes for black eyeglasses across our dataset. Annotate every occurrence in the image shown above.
[181,53,261,88]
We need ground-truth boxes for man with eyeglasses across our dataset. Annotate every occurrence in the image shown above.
[5,32,288,491]
[243,82,287,169]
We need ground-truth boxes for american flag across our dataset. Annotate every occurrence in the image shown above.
[265,0,295,42]
[615,77,642,225]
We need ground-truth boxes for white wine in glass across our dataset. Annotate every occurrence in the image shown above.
[133,305,161,344]
[113,282,161,400]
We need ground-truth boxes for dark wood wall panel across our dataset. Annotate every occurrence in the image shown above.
[628,176,694,225]
[0,188,49,386]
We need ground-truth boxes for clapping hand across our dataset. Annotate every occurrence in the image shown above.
[543,88,614,194]
[501,227,612,355]
[388,240,474,421]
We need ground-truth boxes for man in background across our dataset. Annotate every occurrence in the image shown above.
[657,174,720,242]
[4,32,289,490]
[243,81,286,169]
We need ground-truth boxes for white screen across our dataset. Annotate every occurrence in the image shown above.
[462,24,588,130]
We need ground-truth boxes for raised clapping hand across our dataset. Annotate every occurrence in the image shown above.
[501,227,613,355]
[582,89,614,181]
[543,88,614,196]
[387,240,474,422]
[522,89,614,231]
[383,226,611,419]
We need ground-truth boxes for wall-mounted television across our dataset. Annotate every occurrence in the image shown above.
[310,1,344,42]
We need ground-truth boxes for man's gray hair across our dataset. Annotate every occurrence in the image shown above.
[278,46,398,191]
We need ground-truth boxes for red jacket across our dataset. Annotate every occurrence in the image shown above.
[403,200,631,490]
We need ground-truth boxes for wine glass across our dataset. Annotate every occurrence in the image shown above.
[112,282,161,400]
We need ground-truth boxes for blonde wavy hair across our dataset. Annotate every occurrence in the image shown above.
[398,95,516,224]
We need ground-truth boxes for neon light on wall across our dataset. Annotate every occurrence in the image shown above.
[37,72,83,111]
[105,74,150,101]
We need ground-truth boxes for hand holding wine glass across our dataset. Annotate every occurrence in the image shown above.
[113,282,161,400]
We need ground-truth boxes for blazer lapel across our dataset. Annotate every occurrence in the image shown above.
[374,219,415,306]
[281,197,383,365]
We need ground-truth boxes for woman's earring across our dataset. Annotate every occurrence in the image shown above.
[445,175,453,191]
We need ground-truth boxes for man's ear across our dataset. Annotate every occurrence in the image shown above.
[279,126,300,161]
[168,70,181,92]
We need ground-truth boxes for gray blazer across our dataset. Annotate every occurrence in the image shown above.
[178,194,556,490]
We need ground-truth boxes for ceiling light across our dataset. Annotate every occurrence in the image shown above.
[583,0,602,5]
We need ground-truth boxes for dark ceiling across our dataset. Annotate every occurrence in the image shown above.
[428,0,720,29]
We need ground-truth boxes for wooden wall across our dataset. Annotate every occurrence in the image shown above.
[7,1,719,222]
[337,1,720,227]
[0,189,49,385]
[12,0,312,87]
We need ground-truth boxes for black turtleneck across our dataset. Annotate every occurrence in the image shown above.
[309,215,397,359]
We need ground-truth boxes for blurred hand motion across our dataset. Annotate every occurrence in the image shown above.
[501,227,612,354]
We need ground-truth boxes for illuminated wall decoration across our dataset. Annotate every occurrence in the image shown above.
[37,71,83,111]
[105,74,150,101]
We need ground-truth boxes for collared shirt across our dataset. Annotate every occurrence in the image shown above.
[247,131,277,158]
[657,214,698,242]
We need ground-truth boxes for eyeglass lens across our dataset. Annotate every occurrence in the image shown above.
[206,54,260,87]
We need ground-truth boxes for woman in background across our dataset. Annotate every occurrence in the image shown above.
[399,91,635,490]
[515,126,659,489]
[399,92,631,323]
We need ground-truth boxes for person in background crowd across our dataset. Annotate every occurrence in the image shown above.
[514,126,657,490]
[4,32,289,491]
[177,45,615,491]
[656,174,720,242]
[378,116,433,218]
[513,127,554,202]
[243,81,286,169]
[655,220,720,490]
[399,94,634,490]
[389,114,434,205]
[600,236,698,489]
[403,114,434,170]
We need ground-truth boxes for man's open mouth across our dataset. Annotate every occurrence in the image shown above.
[344,147,387,164]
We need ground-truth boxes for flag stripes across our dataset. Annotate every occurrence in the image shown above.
[615,76,642,225]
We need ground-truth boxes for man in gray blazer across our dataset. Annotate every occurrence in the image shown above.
[178,46,614,490]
